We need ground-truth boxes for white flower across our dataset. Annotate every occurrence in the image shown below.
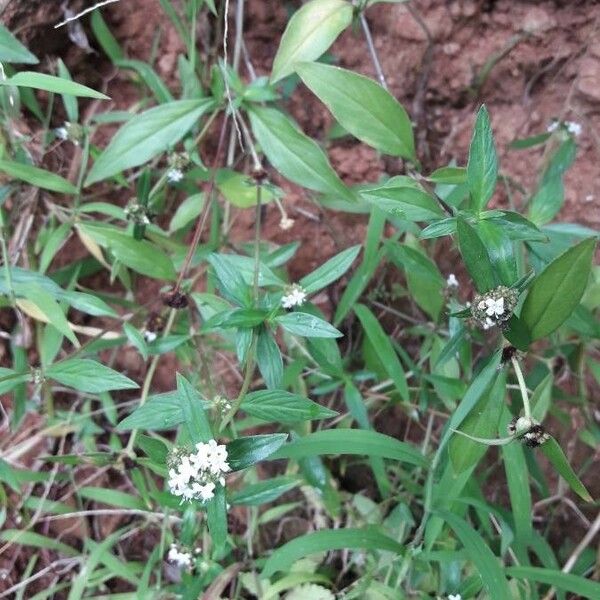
[168,440,230,503]
[446,273,459,288]
[167,168,184,183]
[565,121,581,136]
[482,317,495,330]
[448,595,462,600]
[54,126,69,140]
[167,544,192,569]
[279,216,295,230]
[484,297,504,317]
[546,120,559,133]
[281,284,307,309]
[143,330,157,342]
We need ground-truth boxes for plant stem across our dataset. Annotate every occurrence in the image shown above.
[124,308,176,455]
[359,11,388,90]
[511,357,531,419]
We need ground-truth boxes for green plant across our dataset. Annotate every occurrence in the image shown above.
[0,1,599,599]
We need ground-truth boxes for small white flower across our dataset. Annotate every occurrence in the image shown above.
[167,544,192,569]
[448,595,462,600]
[565,121,581,136]
[482,317,495,330]
[54,126,69,140]
[167,168,184,183]
[446,273,459,288]
[279,216,295,230]
[281,284,307,309]
[484,297,504,317]
[546,120,559,133]
[143,330,157,342]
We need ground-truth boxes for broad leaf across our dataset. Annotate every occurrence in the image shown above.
[297,62,415,160]
[276,312,342,338]
[176,373,213,444]
[299,245,361,294]
[467,105,498,212]
[47,359,138,393]
[521,237,596,340]
[249,106,354,201]
[456,217,496,292]
[85,98,214,185]
[241,389,337,422]
[117,392,184,431]
[270,0,352,83]
[227,434,288,471]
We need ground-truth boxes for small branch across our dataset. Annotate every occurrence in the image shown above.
[359,12,388,90]
[512,358,531,419]
[54,0,120,29]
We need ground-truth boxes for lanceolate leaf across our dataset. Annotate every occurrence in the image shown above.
[262,528,404,577]
[296,62,415,160]
[467,105,498,212]
[176,374,213,444]
[227,434,288,471]
[276,312,343,338]
[47,359,138,393]
[439,510,512,600]
[0,24,39,64]
[456,217,496,292]
[0,159,77,194]
[242,389,337,423]
[249,106,354,202]
[539,437,592,502]
[270,0,353,83]
[506,566,600,599]
[85,98,214,185]
[269,429,427,467]
[354,303,408,400]
[2,71,108,99]
[520,238,596,341]
[299,245,361,294]
[116,392,184,431]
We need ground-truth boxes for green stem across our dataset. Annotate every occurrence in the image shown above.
[124,308,177,455]
[0,211,15,306]
[512,357,531,419]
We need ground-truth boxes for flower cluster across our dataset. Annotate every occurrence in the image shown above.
[212,394,232,416]
[167,544,192,569]
[507,416,550,448]
[446,273,459,288]
[279,216,295,230]
[167,440,230,503]
[54,121,84,145]
[448,595,462,600]
[124,199,150,226]
[281,284,307,309]
[547,119,582,137]
[471,286,518,330]
[166,152,190,183]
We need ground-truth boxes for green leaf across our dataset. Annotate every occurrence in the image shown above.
[90,9,124,62]
[256,328,283,389]
[56,59,78,122]
[428,166,467,185]
[361,178,444,221]
[230,476,300,506]
[249,106,354,201]
[297,62,415,160]
[78,223,176,280]
[0,159,77,194]
[2,71,108,99]
[114,59,173,104]
[207,253,252,306]
[169,193,204,232]
[276,312,342,338]
[450,371,505,473]
[506,566,600,599]
[299,245,361,294]
[529,174,564,227]
[270,429,427,468]
[227,433,288,471]
[456,217,496,292]
[17,283,77,344]
[117,392,184,431]
[0,24,38,64]
[85,98,214,185]
[176,373,213,444]
[123,322,148,360]
[262,528,404,577]
[438,511,512,600]
[79,487,146,510]
[476,219,517,286]
[539,436,592,502]
[206,484,227,555]
[354,303,408,401]
[270,0,353,83]
[467,105,498,212]
[47,359,138,393]
[521,238,596,341]
[242,389,337,423]
[0,530,78,557]
[216,168,278,208]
